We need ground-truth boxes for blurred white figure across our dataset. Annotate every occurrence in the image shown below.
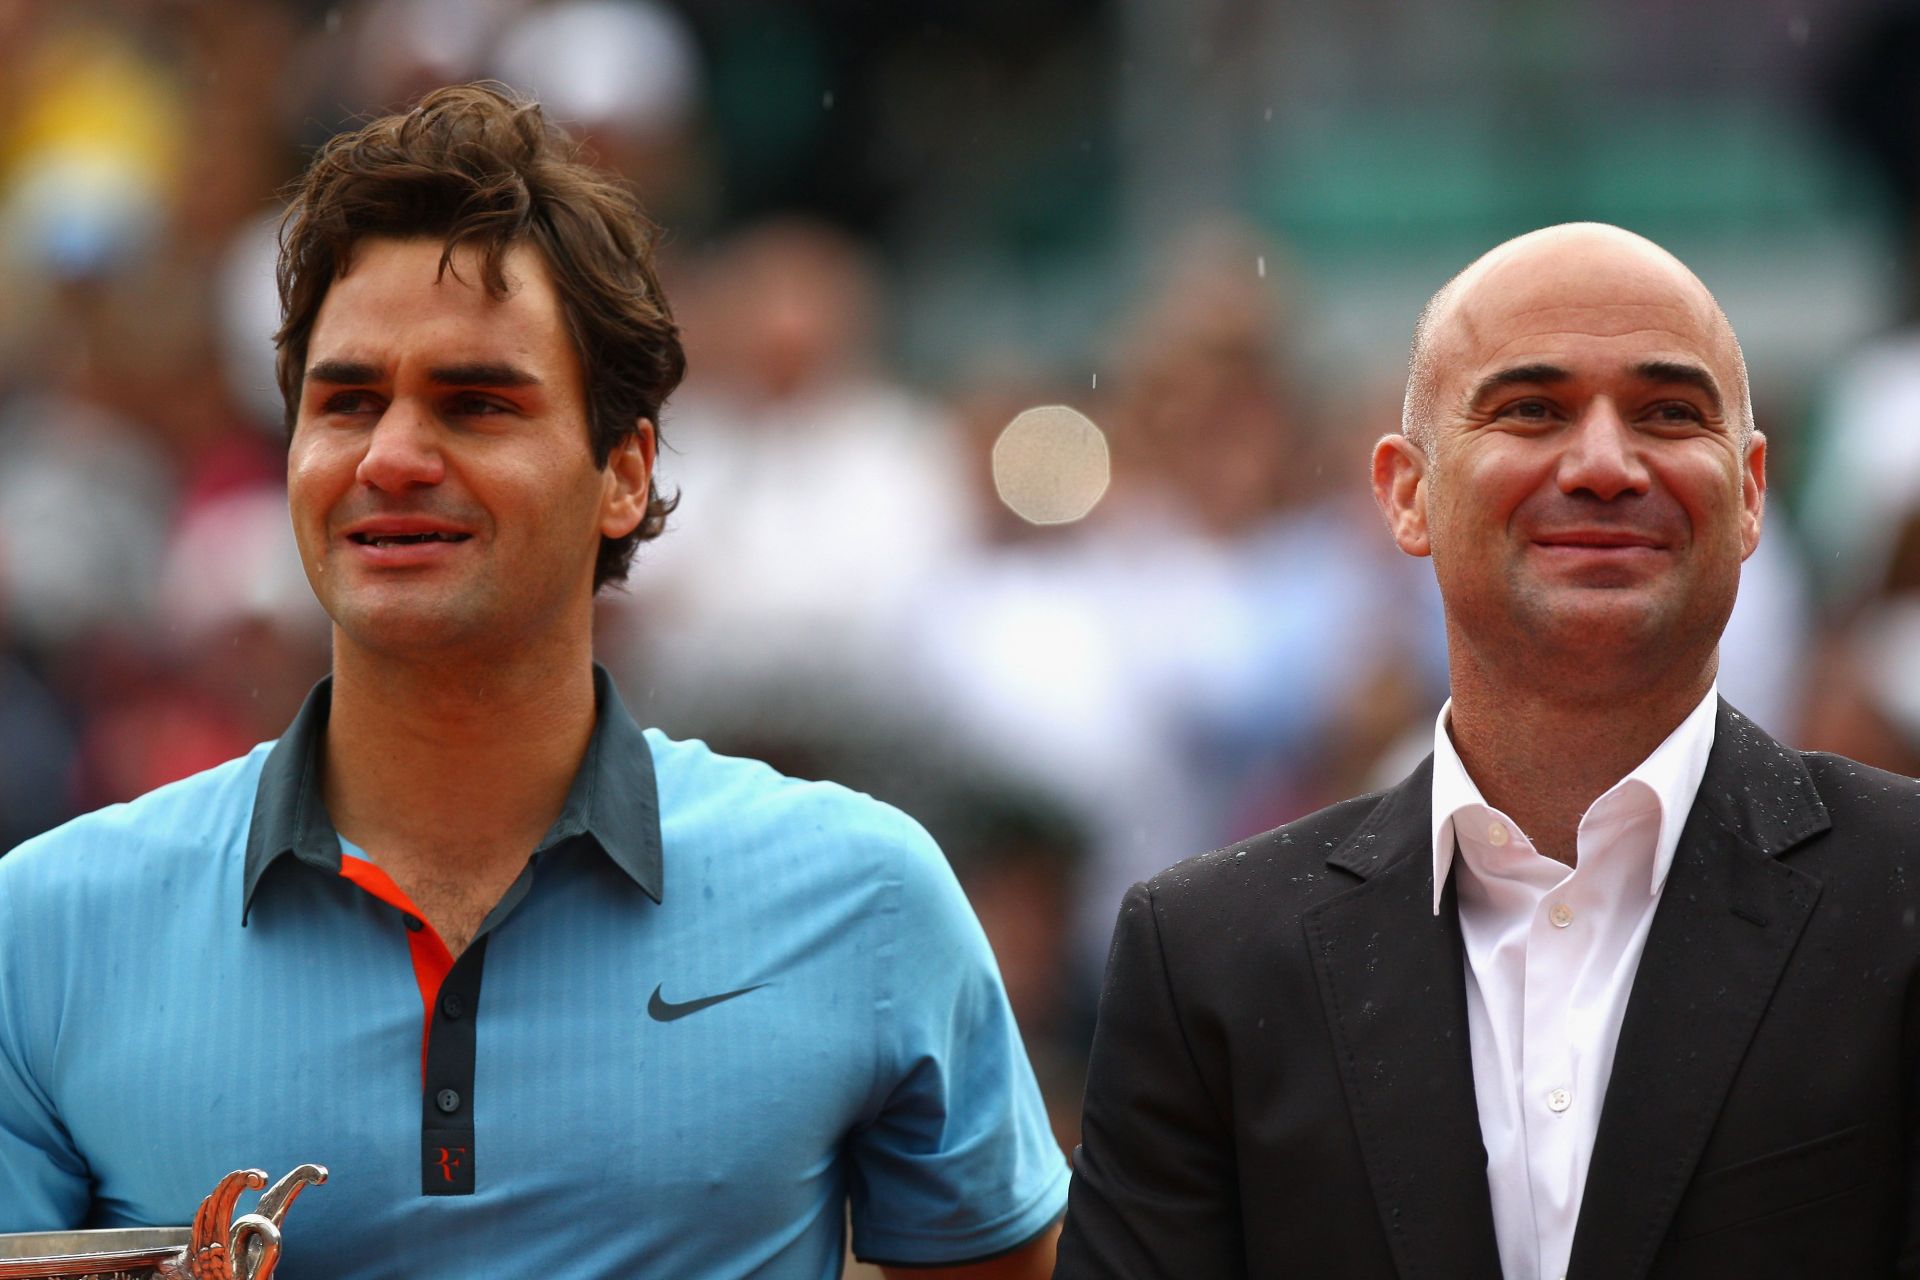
[156,483,332,744]
[491,0,700,135]
[906,224,1451,969]
[488,0,711,228]
[1714,516,1812,741]
[616,220,974,714]
[0,394,174,647]
[158,485,329,650]
[215,211,290,434]
[903,505,1254,965]
[1800,334,1920,599]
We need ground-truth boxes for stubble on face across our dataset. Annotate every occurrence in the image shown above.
[288,238,611,666]
[1413,225,1761,694]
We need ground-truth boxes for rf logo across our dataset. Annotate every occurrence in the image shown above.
[437,1146,467,1183]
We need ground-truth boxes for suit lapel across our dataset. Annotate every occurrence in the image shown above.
[1306,759,1504,1280]
[1567,703,1830,1280]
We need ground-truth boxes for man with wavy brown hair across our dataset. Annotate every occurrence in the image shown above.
[274,83,685,591]
[0,85,1066,1278]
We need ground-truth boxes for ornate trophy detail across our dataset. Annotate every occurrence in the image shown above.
[0,1164,325,1280]
[167,1166,328,1280]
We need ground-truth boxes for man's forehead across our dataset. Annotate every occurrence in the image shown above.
[1432,231,1734,374]
[292,228,593,425]
[306,237,562,362]
[329,235,542,297]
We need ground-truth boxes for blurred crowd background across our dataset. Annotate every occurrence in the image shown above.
[6,0,1920,1169]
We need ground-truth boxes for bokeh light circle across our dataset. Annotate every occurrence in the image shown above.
[991,405,1111,525]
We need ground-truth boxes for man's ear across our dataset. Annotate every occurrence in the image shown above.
[600,418,657,540]
[1739,430,1767,561]
[1371,433,1431,557]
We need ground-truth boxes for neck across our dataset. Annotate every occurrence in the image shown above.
[1444,647,1715,866]
[320,634,599,868]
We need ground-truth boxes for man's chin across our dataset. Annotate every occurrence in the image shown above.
[327,599,490,659]
[1515,588,1703,666]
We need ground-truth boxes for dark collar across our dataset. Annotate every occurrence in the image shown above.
[242,664,663,921]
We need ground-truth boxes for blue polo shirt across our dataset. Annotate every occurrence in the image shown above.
[0,669,1067,1277]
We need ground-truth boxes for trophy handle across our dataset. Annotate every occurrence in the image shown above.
[187,1169,267,1278]
[180,1166,321,1280]
[255,1164,328,1228]
[227,1214,282,1280]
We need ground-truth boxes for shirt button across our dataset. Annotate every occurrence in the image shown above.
[1550,903,1574,928]
[440,992,466,1020]
[436,1088,462,1114]
[1547,1087,1572,1113]
[1487,822,1510,847]
[403,914,425,933]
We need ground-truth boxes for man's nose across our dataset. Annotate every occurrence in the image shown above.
[354,402,446,491]
[1556,400,1651,501]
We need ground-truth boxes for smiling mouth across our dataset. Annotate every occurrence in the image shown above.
[1538,541,1659,549]
[348,532,471,547]
[1533,535,1664,550]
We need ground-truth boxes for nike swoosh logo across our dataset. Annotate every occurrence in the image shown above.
[647,983,768,1022]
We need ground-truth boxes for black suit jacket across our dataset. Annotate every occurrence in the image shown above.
[1055,703,1920,1279]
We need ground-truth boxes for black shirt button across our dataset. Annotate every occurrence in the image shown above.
[440,992,465,1020]
[436,1088,461,1114]
[403,914,425,933]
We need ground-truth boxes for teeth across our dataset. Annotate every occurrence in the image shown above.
[358,532,464,546]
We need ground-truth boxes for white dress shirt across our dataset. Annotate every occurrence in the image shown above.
[1429,687,1718,1280]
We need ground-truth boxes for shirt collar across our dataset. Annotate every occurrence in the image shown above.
[1429,684,1719,914]
[242,664,663,921]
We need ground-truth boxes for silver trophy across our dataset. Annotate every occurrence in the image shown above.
[0,1165,325,1280]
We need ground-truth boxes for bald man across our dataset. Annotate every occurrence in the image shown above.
[1054,224,1920,1280]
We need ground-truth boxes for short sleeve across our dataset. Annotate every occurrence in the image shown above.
[0,843,92,1229]
[844,819,1069,1266]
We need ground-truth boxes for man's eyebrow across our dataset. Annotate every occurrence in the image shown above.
[306,358,382,386]
[302,360,544,389]
[427,362,543,388]
[1632,359,1724,412]
[1466,363,1571,405]
[1463,360,1726,413]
